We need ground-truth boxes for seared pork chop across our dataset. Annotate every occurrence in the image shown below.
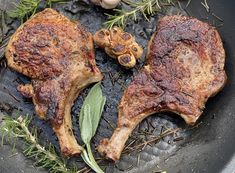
[98,15,227,161]
[5,8,103,156]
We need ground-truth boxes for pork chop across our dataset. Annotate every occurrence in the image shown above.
[5,8,103,156]
[98,15,227,161]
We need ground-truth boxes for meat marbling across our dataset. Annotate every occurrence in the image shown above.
[98,15,227,161]
[5,8,103,156]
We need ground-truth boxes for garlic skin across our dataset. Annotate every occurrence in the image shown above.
[91,0,120,9]
[100,0,120,9]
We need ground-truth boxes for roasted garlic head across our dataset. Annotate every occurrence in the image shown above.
[93,27,143,68]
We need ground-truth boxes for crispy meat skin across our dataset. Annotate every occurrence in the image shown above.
[98,15,227,161]
[5,8,103,156]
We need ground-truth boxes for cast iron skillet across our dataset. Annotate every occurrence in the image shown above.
[0,0,234,173]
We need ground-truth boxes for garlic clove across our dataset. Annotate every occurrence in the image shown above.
[130,43,143,59]
[93,29,111,48]
[111,43,126,55]
[105,47,117,59]
[118,53,136,68]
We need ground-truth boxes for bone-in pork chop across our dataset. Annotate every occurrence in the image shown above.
[98,15,227,161]
[5,8,103,156]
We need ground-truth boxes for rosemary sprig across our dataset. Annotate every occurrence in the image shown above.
[79,82,106,173]
[0,116,77,173]
[8,0,41,22]
[8,0,67,22]
[104,0,174,28]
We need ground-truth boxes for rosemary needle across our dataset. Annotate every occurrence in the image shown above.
[186,0,192,8]
[201,0,210,13]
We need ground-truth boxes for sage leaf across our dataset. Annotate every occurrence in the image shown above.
[80,104,92,144]
[79,82,106,173]
[79,82,106,142]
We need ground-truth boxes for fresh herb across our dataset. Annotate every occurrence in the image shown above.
[8,0,41,22]
[79,82,106,173]
[8,0,67,22]
[104,0,174,29]
[0,116,78,173]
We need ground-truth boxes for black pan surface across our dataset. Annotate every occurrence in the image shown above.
[0,0,235,173]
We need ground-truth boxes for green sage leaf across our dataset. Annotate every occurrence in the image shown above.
[80,104,92,144]
[79,82,106,173]
[79,82,106,144]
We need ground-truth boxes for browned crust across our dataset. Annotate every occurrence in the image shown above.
[6,8,99,80]
[5,8,103,156]
[123,15,227,124]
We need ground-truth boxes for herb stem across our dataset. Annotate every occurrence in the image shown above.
[86,144,104,173]
[81,148,104,173]
[104,0,174,28]
[81,150,94,168]
[18,117,68,172]
[0,116,77,173]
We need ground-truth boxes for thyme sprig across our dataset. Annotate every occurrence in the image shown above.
[104,0,174,28]
[0,116,78,173]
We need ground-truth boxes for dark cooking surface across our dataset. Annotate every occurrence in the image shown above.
[0,0,235,173]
